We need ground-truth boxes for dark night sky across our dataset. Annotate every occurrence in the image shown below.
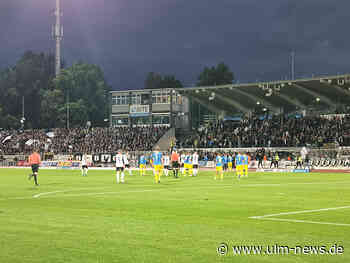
[1,0,350,90]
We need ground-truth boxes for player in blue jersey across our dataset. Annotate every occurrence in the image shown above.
[227,154,233,172]
[215,153,224,180]
[222,154,228,173]
[152,147,163,183]
[183,152,193,176]
[243,153,249,177]
[139,154,147,176]
[240,153,246,178]
[235,152,242,179]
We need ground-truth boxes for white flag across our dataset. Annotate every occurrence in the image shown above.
[25,139,34,146]
[46,132,55,138]
[2,135,12,143]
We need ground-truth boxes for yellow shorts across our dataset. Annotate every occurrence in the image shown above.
[184,163,190,169]
[154,165,162,172]
[228,162,232,168]
[140,164,146,169]
[216,166,223,172]
[236,165,242,171]
[244,165,248,171]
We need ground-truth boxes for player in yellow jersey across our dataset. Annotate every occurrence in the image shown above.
[215,153,224,180]
[235,152,242,179]
[228,154,233,172]
[152,147,163,184]
[243,153,249,177]
[139,154,147,176]
[184,152,193,176]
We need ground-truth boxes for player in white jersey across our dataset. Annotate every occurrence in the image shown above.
[180,152,186,175]
[162,152,170,176]
[192,152,199,176]
[115,150,125,183]
[81,153,88,176]
[123,151,132,176]
[301,147,308,160]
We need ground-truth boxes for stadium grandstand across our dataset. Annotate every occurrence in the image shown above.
[1,74,350,170]
[172,74,350,170]
[177,74,350,128]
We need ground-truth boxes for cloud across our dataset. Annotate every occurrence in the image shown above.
[1,0,350,88]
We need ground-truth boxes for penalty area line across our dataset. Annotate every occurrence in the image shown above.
[33,190,69,198]
[250,205,350,219]
[250,205,350,227]
[254,217,350,227]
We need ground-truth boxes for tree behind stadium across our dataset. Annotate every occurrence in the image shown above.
[144,72,183,89]
[0,51,56,129]
[0,52,110,129]
[54,62,110,128]
[197,62,234,86]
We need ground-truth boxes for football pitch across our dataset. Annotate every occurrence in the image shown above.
[1,168,350,263]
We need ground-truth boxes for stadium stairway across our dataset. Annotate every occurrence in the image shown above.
[153,128,175,151]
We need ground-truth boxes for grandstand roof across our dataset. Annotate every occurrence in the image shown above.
[177,74,350,114]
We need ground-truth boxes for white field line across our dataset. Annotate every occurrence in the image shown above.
[28,181,350,199]
[250,206,350,227]
[32,186,126,198]
[250,206,350,219]
[33,190,69,198]
[256,217,350,227]
[1,180,350,201]
[0,185,231,201]
[60,189,157,197]
[32,185,236,199]
[0,189,161,201]
[241,181,350,187]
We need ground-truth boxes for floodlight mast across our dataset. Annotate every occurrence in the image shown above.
[52,0,69,128]
[53,0,63,77]
[291,51,295,80]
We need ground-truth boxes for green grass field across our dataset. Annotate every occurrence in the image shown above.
[1,168,350,263]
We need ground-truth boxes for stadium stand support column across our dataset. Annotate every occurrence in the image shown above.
[170,89,174,128]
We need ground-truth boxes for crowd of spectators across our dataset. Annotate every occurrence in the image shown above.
[0,126,169,155]
[2,114,350,156]
[179,115,350,149]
